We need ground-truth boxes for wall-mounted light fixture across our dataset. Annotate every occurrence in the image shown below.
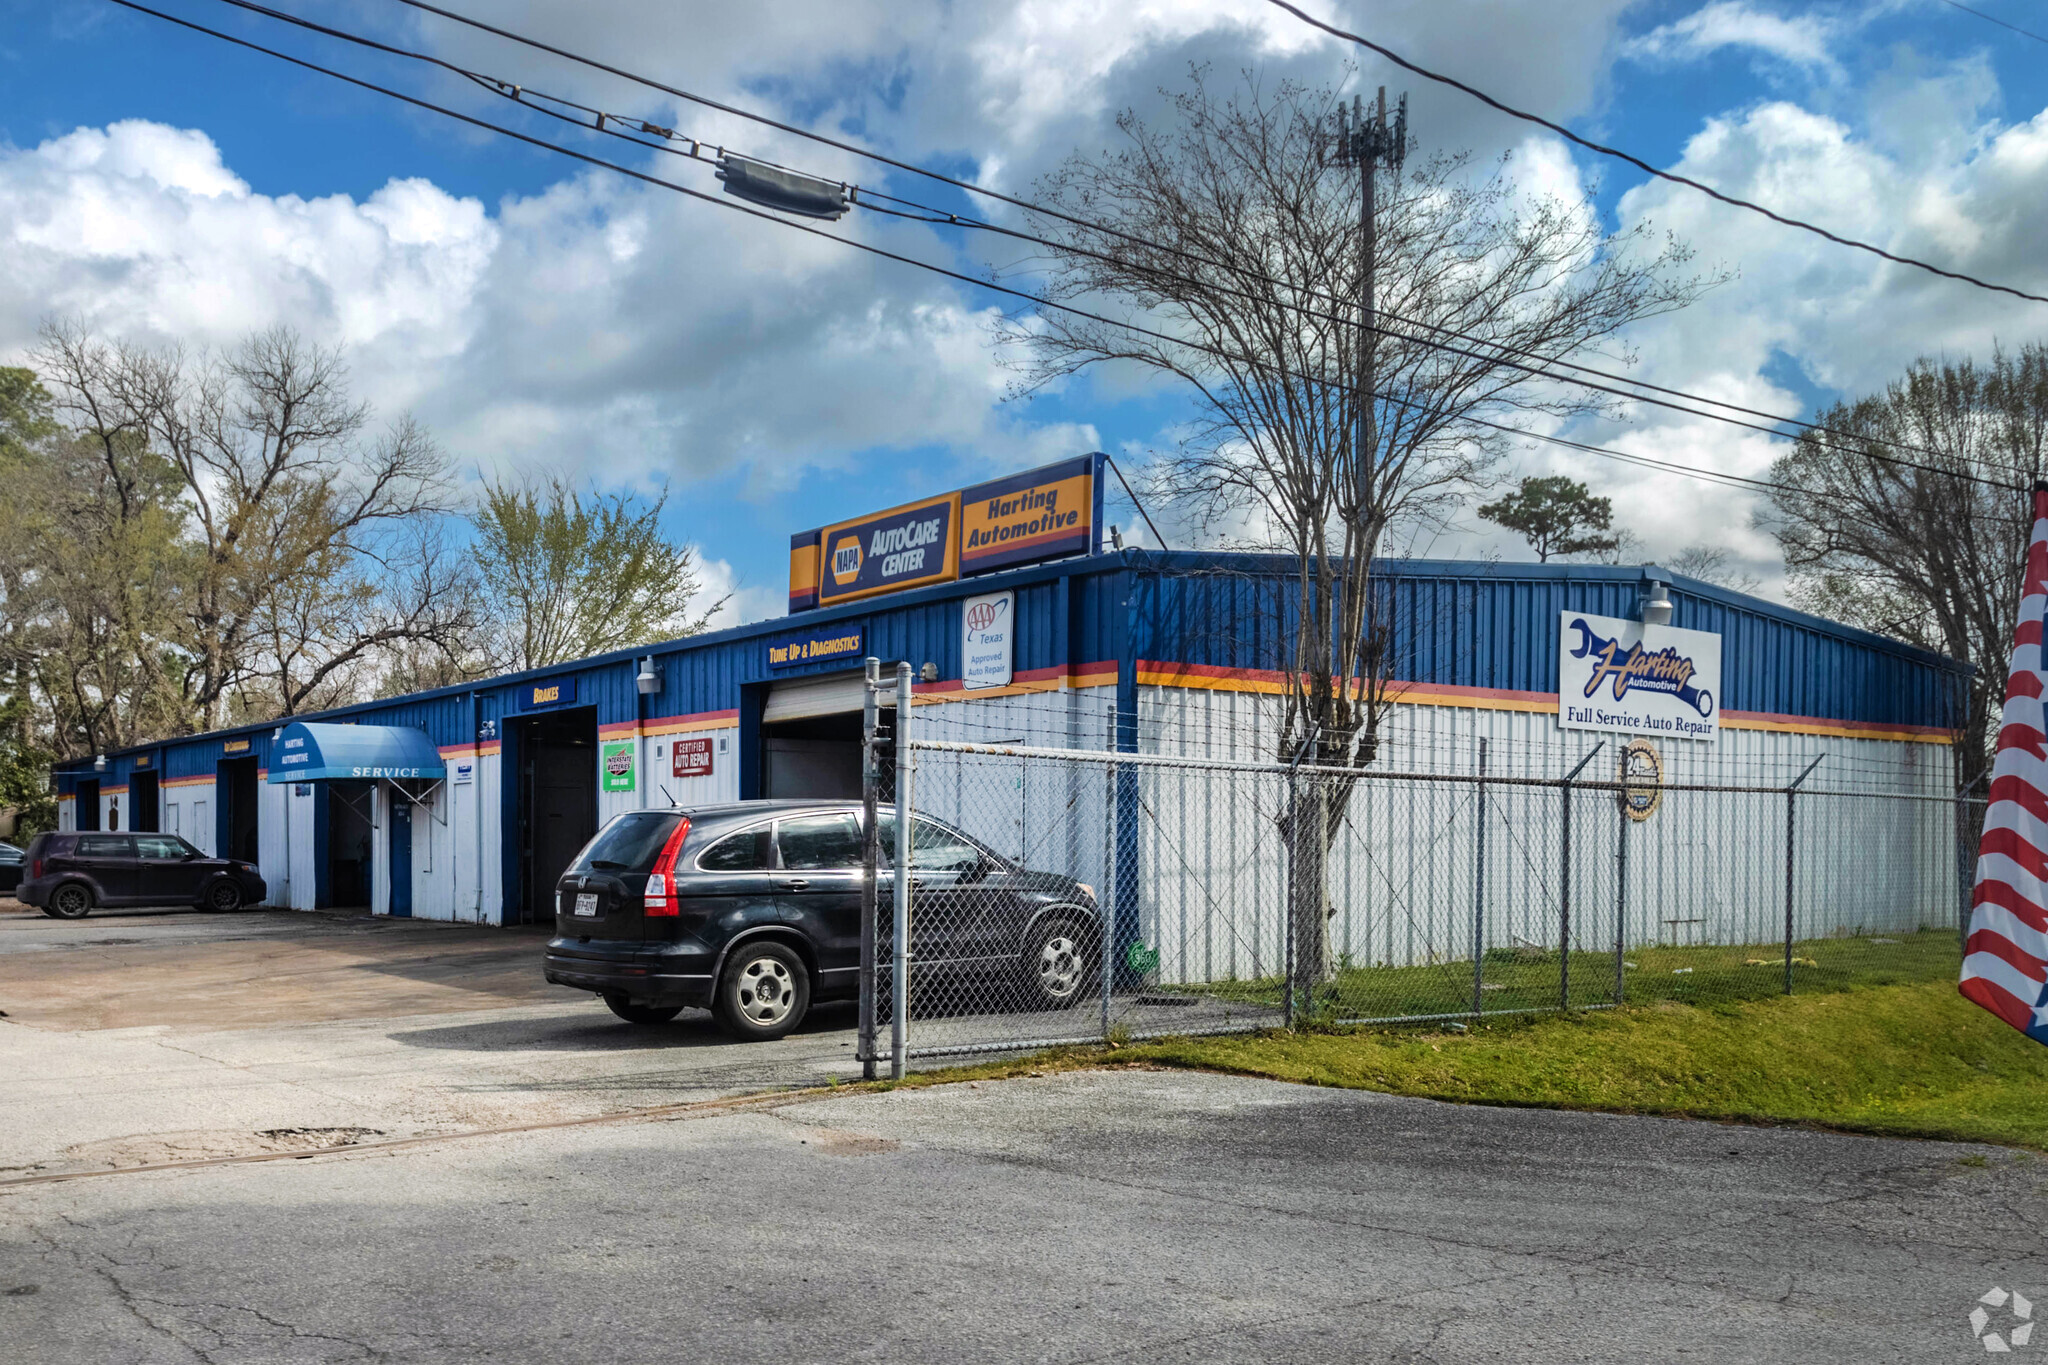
[920,662,939,683]
[636,657,660,695]
[93,753,107,773]
[1641,577,1674,627]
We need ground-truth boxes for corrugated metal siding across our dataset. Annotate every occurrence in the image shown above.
[49,550,1964,786]
[1131,556,1962,729]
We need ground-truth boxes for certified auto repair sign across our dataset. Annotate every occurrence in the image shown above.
[817,491,960,605]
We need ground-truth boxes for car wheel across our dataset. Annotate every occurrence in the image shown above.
[205,879,244,913]
[1023,912,1097,1010]
[48,883,93,920]
[603,994,683,1026]
[714,942,811,1041]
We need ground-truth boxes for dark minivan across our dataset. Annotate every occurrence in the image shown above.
[543,800,1100,1041]
[16,832,267,919]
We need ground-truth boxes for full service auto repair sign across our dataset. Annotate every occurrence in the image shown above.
[963,590,1015,689]
[1559,611,1721,741]
[817,492,960,605]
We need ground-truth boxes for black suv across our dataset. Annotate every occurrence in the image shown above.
[543,800,1101,1041]
[16,832,267,919]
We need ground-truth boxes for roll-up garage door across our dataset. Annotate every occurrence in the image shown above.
[762,672,896,724]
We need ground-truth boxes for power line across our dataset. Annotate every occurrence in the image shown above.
[1937,0,2048,48]
[176,0,2006,479]
[102,0,2027,500]
[1260,0,2048,307]
[197,0,2035,485]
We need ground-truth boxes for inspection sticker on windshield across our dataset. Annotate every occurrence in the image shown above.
[574,893,598,917]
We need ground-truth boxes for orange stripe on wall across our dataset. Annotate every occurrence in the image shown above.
[1135,659,1951,745]
[909,661,1118,705]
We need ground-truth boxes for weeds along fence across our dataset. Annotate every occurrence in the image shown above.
[856,696,1976,1072]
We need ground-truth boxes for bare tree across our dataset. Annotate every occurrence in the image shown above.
[1757,345,2048,791]
[999,70,1712,993]
[33,324,477,727]
[1663,544,1762,595]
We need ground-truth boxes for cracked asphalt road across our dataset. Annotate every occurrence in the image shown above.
[4,1068,2044,1363]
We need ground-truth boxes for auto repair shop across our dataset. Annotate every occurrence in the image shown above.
[51,452,1966,926]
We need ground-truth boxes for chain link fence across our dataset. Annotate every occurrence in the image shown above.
[856,691,1976,1071]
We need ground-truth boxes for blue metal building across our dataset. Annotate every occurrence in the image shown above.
[51,550,1965,925]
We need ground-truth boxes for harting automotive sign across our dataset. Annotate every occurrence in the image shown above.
[960,454,1103,576]
[1559,612,1721,741]
[816,491,960,605]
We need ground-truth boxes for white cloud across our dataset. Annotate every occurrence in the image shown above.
[0,119,496,386]
[1623,2,1842,75]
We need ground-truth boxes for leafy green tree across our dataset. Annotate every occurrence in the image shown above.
[1478,476,1620,562]
[469,474,726,670]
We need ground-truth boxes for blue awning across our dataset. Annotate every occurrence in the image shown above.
[265,722,446,784]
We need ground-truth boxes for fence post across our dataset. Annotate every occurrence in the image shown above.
[858,657,881,1082]
[1284,759,1297,1029]
[1102,700,1117,1042]
[891,661,914,1080]
[1472,738,1487,1017]
[1785,754,1826,996]
[1614,784,1628,1006]
[1559,745,1602,1011]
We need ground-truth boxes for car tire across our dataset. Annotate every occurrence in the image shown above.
[47,883,93,920]
[1022,912,1098,1010]
[603,994,683,1026]
[713,941,811,1042]
[204,879,244,913]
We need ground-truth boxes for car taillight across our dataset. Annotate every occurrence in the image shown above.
[642,817,691,917]
[31,859,41,879]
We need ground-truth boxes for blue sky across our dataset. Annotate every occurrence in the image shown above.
[4,0,2047,616]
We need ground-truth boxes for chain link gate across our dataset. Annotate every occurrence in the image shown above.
[852,665,1972,1072]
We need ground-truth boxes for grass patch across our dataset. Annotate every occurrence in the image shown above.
[1173,927,1958,1019]
[1117,982,2048,1149]
[887,979,2048,1151]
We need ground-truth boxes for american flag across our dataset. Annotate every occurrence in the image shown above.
[1961,486,2048,1037]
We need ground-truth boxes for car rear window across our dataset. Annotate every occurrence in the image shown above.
[568,812,684,875]
[25,834,64,860]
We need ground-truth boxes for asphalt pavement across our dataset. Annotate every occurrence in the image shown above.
[4,1068,2044,1362]
[5,902,2044,1361]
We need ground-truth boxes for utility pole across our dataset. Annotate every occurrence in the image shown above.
[1329,87,1408,482]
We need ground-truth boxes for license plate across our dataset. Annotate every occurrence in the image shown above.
[573,893,598,917]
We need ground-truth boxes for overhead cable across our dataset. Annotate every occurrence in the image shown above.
[195,0,2034,483]
[1937,0,2048,48]
[182,0,2016,476]
[104,0,2027,497]
[1260,0,2048,306]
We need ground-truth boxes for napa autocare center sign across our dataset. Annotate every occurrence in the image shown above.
[1559,611,1721,741]
[816,491,960,606]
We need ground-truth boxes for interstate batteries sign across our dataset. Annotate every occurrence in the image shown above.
[960,454,1102,576]
[816,492,960,606]
[1558,612,1721,741]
